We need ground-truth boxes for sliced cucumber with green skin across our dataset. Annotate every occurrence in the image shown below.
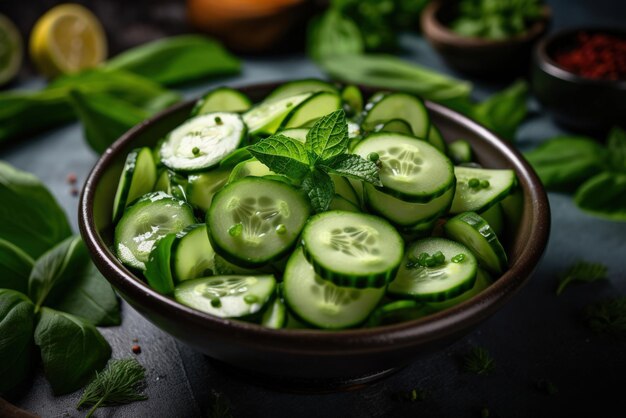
[228,159,275,183]
[427,123,447,154]
[279,91,342,130]
[450,166,517,214]
[448,140,473,164]
[362,92,430,139]
[427,268,493,312]
[301,211,404,288]
[342,85,363,116]
[191,87,252,116]
[173,224,215,282]
[154,169,187,201]
[115,192,196,270]
[399,217,440,242]
[264,79,338,102]
[444,212,508,275]
[479,203,504,238]
[186,168,231,213]
[174,275,276,319]
[374,119,413,135]
[364,182,454,227]
[219,148,252,169]
[366,300,431,327]
[500,187,523,234]
[213,254,269,275]
[244,93,312,134]
[278,128,308,143]
[283,248,385,329]
[331,174,359,207]
[348,178,364,206]
[388,237,478,302]
[261,295,287,329]
[144,233,177,294]
[112,147,157,222]
[207,177,311,267]
[160,112,246,172]
[353,133,455,203]
[329,195,361,212]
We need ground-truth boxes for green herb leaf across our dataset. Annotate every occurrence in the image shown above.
[584,297,626,340]
[321,153,382,186]
[451,0,543,39]
[574,172,626,221]
[462,346,495,375]
[308,10,364,62]
[524,136,606,191]
[471,80,529,140]
[0,289,36,394]
[556,260,608,295]
[69,90,150,154]
[105,35,240,87]
[0,161,72,259]
[77,358,147,417]
[0,238,34,294]
[306,109,349,163]
[607,127,626,172]
[34,307,111,395]
[248,134,311,180]
[301,169,335,213]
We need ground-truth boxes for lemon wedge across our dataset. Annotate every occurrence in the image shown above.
[0,13,23,86]
[30,4,107,78]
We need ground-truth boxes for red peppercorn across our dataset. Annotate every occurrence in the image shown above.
[132,344,142,354]
[66,172,77,184]
[554,32,626,81]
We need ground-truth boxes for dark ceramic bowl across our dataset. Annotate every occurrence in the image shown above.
[79,82,550,389]
[532,27,626,132]
[421,0,550,77]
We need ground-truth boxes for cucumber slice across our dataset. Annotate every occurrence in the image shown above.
[174,275,276,319]
[427,123,447,153]
[427,268,493,312]
[264,79,338,102]
[144,233,177,294]
[331,174,359,207]
[115,192,195,270]
[388,237,478,301]
[278,128,308,143]
[219,148,253,169]
[329,195,361,212]
[186,168,231,213]
[448,140,473,164]
[479,203,504,238]
[364,182,454,227]
[500,187,523,233]
[160,112,246,172]
[450,166,517,214]
[228,159,274,183]
[341,85,363,116]
[353,133,455,203]
[112,147,157,222]
[207,177,311,267]
[374,119,413,135]
[279,91,342,130]
[191,87,252,115]
[261,296,287,329]
[244,93,312,134]
[283,248,385,329]
[301,211,404,288]
[173,224,215,282]
[362,92,430,139]
[444,211,508,275]
[366,300,431,327]
[154,169,187,201]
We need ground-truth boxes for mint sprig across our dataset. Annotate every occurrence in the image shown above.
[248,109,381,212]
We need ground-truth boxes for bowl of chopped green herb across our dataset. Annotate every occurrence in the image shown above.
[421,0,551,77]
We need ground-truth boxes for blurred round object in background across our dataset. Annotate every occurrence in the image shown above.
[0,13,23,86]
[29,4,107,78]
[186,0,310,54]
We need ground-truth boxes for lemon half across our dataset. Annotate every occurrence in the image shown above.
[0,13,23,86]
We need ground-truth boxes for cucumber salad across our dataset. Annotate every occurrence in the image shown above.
[110,79,520,330]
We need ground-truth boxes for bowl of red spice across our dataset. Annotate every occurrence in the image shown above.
[532,27,626,132]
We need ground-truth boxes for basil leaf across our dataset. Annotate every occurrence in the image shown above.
[308,10,364,62]
[471,80,528,140]
[69,90,150,154]
[0,289,36,394]
[575,172,626,221]
[0,161,72,259]
[0,238,34,294]
[105,35,241,87]
[306,110,349,163]
[607,127,626,172]
[248,134,311,180]
[321,153,382,186]
[34,307,111,395]
[302,169,335,213]
[524,136,606,191]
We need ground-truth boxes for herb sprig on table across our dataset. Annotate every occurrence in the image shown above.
[248,110,382,212]
[0,161,120,396]
[556,261,608,295]
[463,346,496,375]
[584,297,626,340]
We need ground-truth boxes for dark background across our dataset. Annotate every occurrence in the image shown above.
[2,1,626,417]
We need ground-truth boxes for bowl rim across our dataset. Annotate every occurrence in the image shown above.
[421,0,551,47]
[535,26,626,87]
[79,81,550,355]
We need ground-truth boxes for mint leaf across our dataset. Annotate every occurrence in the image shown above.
[0,238,34,294]
[471,80,528,140]
[248,134,310,180]
[321,154,382,186]
[306,110,349,163]
[302,169,335,213]
[574,172,626,221]
[607,127,626,172]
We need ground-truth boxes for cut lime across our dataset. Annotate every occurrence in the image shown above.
[0,14,23,86]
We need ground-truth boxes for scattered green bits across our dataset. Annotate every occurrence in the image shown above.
[228,223,243,237]
[275,224,287,235]
[368,152,380,162]
[452,253,466,263]
[214,116,223,125]
[479,179,490,188]
[584,297,626,340]
[468,178,480,188]
[244,295,259,304]
[192,147,200,155]
[463,346,495,375]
